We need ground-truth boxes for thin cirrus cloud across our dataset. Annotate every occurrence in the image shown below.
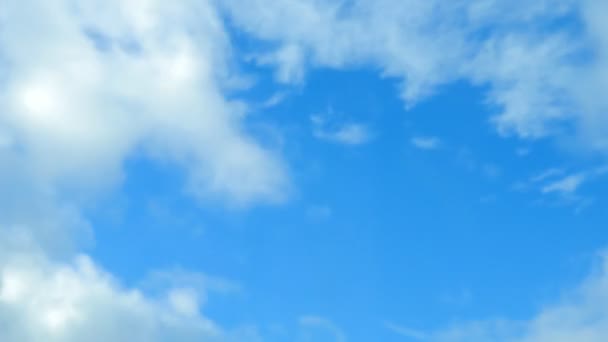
[311,114,372,146]
[508,167,602,212]
[517,165,608,198]
[541,173,587,195]
[384,322,430,341]
[411,136,442,150]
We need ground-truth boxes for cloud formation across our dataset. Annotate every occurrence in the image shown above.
[0,0,288,207]
[542,174,587,195]
[0,0,287,340]
[0,243,259,342]
[411,136,442,150]
[3,0,608,341]
[220,0,608,152]
[311,114,371,145]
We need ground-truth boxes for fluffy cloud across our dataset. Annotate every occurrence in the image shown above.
[0,241,259,342]
[220,0,608,151]
[0,0,288,340]
[0,0,288,206]
[4,0,608,340]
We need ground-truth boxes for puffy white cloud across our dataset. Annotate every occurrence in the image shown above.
[0,0,288,206]
[0,0,288,339]
[220,0,608,151]
[0,241,260,342]
[5,0,608,340]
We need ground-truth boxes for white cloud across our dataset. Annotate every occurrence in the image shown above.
[5,1,608,341]
[515,166,608,196]
[219,0,608,153]
[385,322,430,340]
[324,123,371,145]
[0,242,260,342]
[542,174,587,195]
[0,0,288,207]
[512,166,608,211]
[261,91,289,108]
[411,136,441,150]
[531,169,566,183]
[311,114,371,145]
[256,44,307,84]
[0,0,290,339]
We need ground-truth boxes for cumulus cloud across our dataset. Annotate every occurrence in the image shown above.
[0,0,289,340]
[219,0,608,152]
[0,240,260,342]
[0,0,288,206]
[4,0,608,340]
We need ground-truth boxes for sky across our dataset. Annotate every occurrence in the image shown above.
[2,0,608,341]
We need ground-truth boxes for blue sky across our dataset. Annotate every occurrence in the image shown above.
[2,1,608,341]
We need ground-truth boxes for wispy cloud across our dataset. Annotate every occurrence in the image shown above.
[514,165,608,211]
[261,91,289,108]
[525,165,608,197]
[455,147,502,180]
[300,315,347,342]
[311,114,372,146]
[385,322,430,341]
[411,136,442,150]
[531,168,565,183]
[222,0,608,155]
[542,173,587,195]
[306,205,332,221]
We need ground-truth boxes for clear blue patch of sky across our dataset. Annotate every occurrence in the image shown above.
[88,62,608,341]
